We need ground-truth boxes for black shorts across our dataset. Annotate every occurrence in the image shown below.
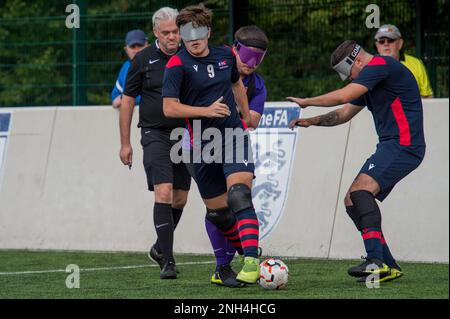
[359,141,425,201]
[141,128,191,192]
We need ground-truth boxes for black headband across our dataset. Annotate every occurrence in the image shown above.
[235,38,268,50]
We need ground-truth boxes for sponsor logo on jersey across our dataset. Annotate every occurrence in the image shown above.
[218,60,229,70]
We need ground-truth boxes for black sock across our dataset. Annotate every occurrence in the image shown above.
[153,203,174,263]
[155,207,183,253]
[172,208,183,229]
[346,205,361,231]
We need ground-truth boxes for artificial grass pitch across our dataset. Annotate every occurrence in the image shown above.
[0,250,447,299]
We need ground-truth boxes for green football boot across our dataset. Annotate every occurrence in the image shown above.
[348,257,391,278]
[236,257,260,284]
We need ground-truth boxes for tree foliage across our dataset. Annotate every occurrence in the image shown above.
[0,0,447,107]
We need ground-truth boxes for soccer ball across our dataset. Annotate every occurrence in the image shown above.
[258,258,289,290]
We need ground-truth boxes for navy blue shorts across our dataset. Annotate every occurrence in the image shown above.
[358,141,426,201]
[186,131,255,199]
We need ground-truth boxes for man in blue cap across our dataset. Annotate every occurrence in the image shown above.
[111,29,149,108]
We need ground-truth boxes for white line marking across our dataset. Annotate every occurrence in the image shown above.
[0,260,215,276]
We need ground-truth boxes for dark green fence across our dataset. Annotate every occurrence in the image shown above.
[0,0,448,107]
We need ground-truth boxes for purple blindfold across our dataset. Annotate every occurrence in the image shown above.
[235,41,267,68]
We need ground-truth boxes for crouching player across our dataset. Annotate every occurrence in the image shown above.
[288,40,426,283]
[205,25,269,287]
[162,4,261,285]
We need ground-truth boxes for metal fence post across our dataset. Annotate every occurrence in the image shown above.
[72,0,87,106]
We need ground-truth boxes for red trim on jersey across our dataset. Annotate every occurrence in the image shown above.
[223,44,236,57]
[231,46,237,57]
[368,56,387,66]
[166,55,182,68]
[390,97,412,146]
[186,118,193,146]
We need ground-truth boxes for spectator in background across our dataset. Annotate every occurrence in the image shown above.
[111,29,149,108]
[375,24,434,98]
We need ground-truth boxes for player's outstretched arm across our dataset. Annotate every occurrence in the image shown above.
[163,97,231,119]
[289,103,363,129]
[119,95,135,167]
[286,83,368,108]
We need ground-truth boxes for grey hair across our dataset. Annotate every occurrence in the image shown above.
[152,7,179,30]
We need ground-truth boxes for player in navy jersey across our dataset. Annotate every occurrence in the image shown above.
[288,40,426,284]
[162,4,261,285]
[204,25,269,287]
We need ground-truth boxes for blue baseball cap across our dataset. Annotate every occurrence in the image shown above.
[125,29,148,46]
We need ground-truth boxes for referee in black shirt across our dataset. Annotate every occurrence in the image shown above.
[119,7,191,279]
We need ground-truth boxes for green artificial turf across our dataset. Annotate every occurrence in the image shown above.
[0,250,447,299]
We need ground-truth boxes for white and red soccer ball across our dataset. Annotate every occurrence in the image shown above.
[258,258,289,290]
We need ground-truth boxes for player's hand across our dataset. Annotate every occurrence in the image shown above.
[289,118,313,129]
[241,113,252,128]
[204,96,231,118]
[112,95,122,109]
[120,144,133,167]
[286,97,309,108]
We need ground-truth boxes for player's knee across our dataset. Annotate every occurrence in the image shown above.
[350,190,381,229]
[350,174,380,195]
[344,192,353,207]
[172,197,187,209]
[206,207,235,230]
[154,184,173,203]
[172,191,188,208]
[227,183,253,214]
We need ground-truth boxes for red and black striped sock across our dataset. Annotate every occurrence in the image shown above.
[235,207,259,258]
[381,233,396,267]
[222,222,244,255]
[361,227,383,261]
[206,207,244,255]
